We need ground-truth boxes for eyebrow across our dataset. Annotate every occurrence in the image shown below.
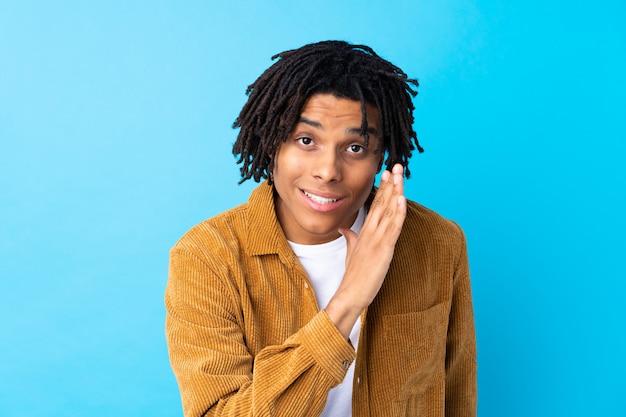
[298,117,379,136]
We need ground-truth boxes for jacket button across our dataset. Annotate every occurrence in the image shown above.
[341,360,350,370]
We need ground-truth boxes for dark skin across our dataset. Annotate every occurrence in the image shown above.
[272,94,406,338]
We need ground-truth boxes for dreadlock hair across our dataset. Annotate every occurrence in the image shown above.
[232,40,423,184]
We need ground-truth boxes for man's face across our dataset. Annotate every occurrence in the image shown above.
[272,93,382,245]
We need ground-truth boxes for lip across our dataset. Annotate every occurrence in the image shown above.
[300,189,345,212]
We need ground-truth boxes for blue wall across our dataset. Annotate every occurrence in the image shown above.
[1,1,624,415]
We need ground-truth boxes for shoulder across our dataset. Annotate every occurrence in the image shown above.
[170,181,286,262]
[401,198,466,250]
[171,202,250,261]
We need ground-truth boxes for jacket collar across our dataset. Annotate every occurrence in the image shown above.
[246,181,294,262]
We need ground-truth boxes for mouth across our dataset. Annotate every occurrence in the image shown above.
[302,190,340,205]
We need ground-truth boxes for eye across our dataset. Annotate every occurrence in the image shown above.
[296,136,313,146]
[347,144,365,154]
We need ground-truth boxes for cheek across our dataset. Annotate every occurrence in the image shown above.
[273,152,295,178]
[352,168,378,196]
[272,148,304,190]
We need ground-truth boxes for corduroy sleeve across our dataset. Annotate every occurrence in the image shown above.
[444,225,478,416]
[165,245,355,417]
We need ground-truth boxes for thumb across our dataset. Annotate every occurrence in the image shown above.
[338,227,358,252]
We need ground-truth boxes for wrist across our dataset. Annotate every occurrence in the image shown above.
[325,295,364,340]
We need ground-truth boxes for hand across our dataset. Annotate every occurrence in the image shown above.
[325,163,407,338]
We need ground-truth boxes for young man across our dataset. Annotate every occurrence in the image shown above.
[165,40,477,416]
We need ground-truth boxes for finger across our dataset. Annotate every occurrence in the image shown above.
[367,170,391,216]
[338,227,357,248]
[365,168,405,237]
[338,227,358,262]
[368,179,395,224]
[370,166,403,221]
[393,194,407,232]
[391,164,405,200]
[391,164,406,223]
[392,163,404,176]
[378,169,391,189]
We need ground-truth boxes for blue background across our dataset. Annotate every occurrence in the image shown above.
[1,1,624,415]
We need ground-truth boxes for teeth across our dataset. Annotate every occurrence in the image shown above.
[304,191,338,204]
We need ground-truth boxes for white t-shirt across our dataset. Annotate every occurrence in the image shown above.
[288,206,365,417]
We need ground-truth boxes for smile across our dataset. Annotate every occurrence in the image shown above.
[303,190,339,205]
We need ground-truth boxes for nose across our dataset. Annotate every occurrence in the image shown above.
[312,149,342,183]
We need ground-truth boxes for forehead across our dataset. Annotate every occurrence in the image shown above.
[298,93,380,127]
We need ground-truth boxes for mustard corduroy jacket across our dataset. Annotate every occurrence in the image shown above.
[165,181,477,416]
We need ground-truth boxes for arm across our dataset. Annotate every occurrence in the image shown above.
[445,227,478,416]
[166,164,407,416]
[326,164,407,338]
[165,246,355,417]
